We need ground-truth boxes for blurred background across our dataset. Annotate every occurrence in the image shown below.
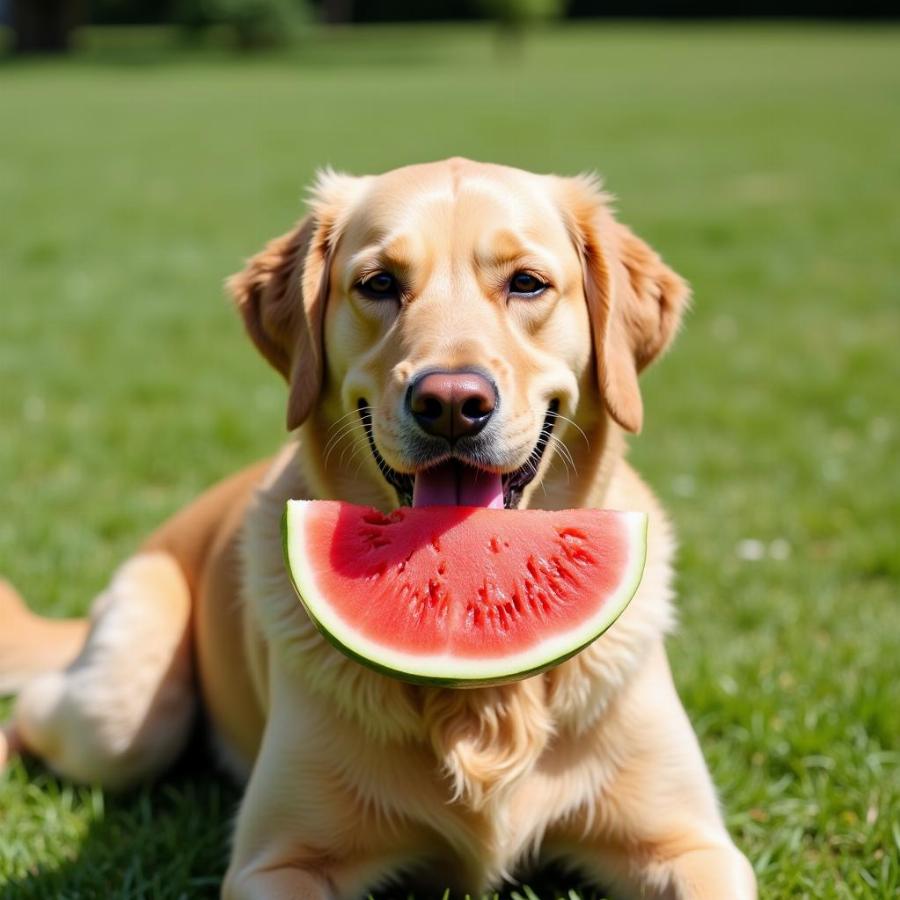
[0,2,898,898]
[1,0,897,54]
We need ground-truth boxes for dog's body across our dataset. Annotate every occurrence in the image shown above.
[1,159,755,898]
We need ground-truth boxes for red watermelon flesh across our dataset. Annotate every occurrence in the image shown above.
[283,501,647,686]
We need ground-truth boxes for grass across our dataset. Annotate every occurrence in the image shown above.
[1,21,898,899]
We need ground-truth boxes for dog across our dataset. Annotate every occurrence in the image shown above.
[0,158,756,899]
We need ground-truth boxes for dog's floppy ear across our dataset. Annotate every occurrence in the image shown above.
[227,170,363,430]
[558,175,690,434]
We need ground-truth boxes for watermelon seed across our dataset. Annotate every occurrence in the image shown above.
[556,528,596,566]
[358,526,391,550]
[362,511,401,527]
[551,556,577,586]
[522,579,540,618]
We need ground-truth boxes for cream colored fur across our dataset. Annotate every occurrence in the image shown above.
[1,159,756,899]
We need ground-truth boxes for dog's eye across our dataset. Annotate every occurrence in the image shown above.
[357,272,399,300]
[509,272,547,297]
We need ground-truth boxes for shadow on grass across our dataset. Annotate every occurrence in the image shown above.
[0,736,238,900]
[373,864,603,900]
[2,734,604,900]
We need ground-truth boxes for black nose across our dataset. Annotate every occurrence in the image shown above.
[407,370,497,442]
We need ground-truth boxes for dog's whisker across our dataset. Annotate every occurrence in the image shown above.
[548,434,575,485]
[323,418,360,451]
[324,413,368,450]
[322,409,370,450]
[325,415,367,443]
[547,434,570,475]
[552,412,590,448]
[336,425,370,470]
[324,431,360,471]
[348,442,376,482]
[550,433,576,473]
[330,434,371,485]
[326,407,365,433]
[326,409,370,436]
[327,434,369,475]
[323,420,369,468]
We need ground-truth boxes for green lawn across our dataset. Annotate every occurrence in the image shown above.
[1,23,898,899]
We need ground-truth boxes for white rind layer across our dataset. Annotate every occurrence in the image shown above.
[283,500,648,686]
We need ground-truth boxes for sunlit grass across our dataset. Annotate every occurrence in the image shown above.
[1,23,898,898]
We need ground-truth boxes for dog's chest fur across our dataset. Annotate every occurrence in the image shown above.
[275,675,625,889]
[239,444,675,886]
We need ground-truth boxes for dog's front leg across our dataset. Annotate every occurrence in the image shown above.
[223,865,334,900]
[223,692,349,900]
[548,644,756,900]
[223,661,415,900]
[656,842,757,900]
[223,680,350,900]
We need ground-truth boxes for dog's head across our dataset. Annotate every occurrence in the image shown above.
[229,158,688,509]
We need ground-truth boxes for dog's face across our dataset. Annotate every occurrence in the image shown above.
[230,159,688,510]
[322,162,595,509]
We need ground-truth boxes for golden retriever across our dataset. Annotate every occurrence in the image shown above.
[0,158,756,899]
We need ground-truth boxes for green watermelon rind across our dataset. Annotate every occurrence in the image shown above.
[282,501,648,688]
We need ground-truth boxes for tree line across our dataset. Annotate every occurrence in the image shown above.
[9,0,895,55]
[9,0,564,54]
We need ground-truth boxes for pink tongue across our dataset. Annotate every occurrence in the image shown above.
[412,461,504,508]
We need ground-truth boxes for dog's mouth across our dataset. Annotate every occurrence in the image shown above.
[358,399,559,510]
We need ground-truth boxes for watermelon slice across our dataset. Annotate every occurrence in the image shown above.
[283,501,647,687]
